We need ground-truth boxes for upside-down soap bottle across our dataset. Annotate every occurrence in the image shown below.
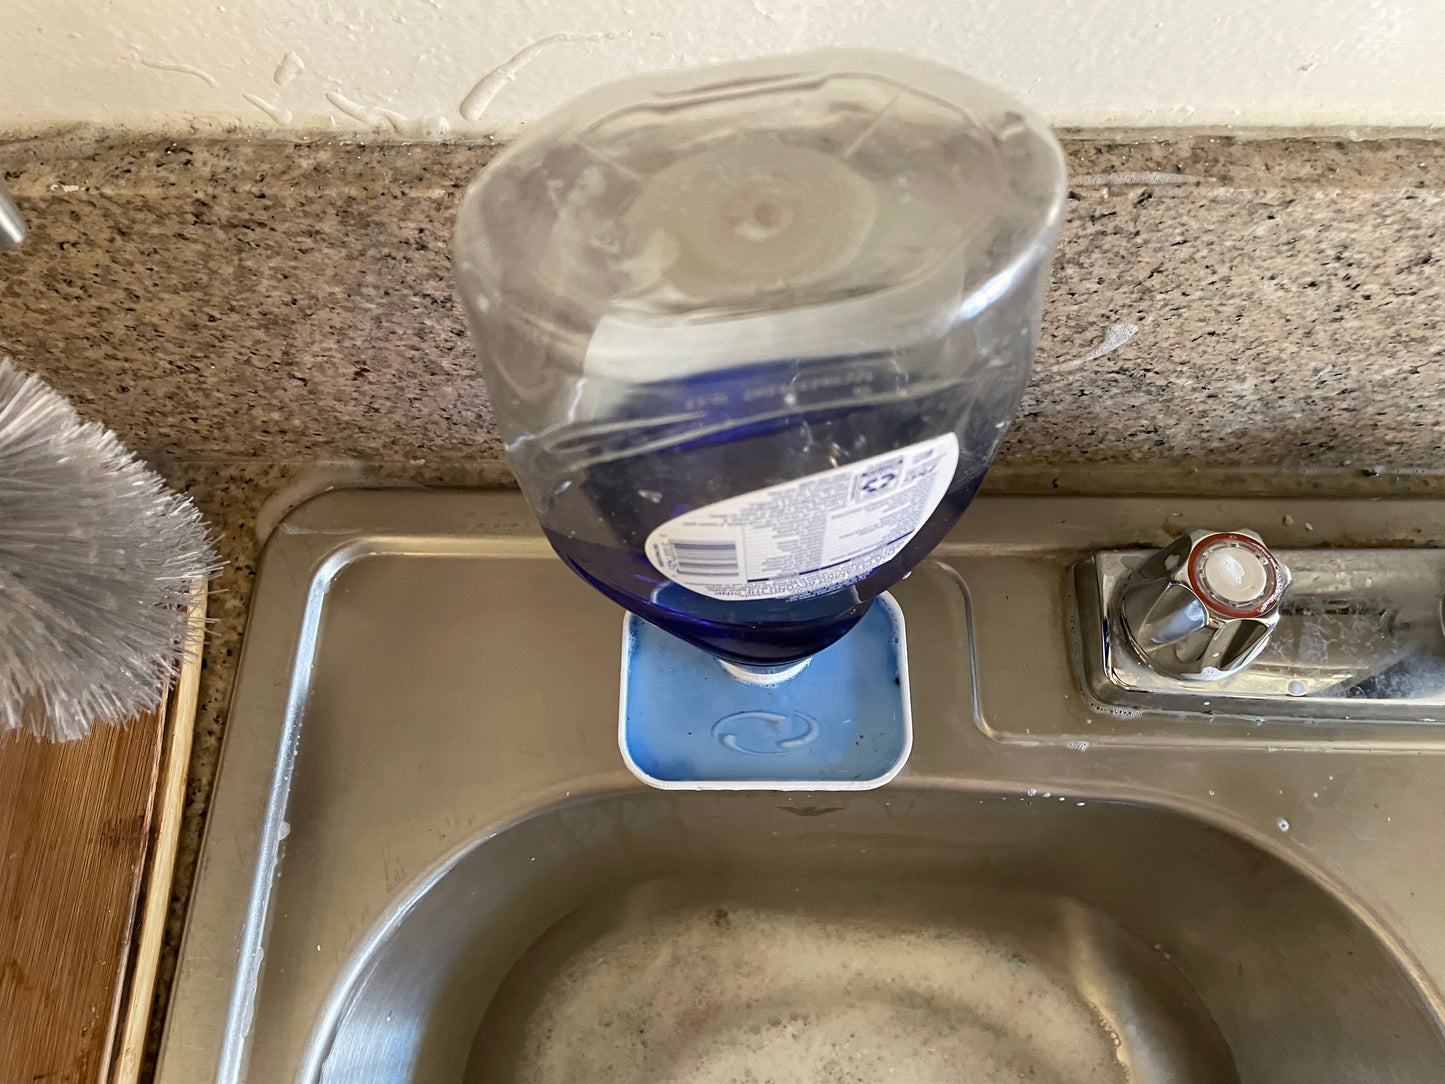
[455,50,1065,786]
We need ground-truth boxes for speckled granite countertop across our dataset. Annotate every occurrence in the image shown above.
[2,134,1444,470]
[1,131,1442,1075]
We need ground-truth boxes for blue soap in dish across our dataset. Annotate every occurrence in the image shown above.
[619,593,911,790]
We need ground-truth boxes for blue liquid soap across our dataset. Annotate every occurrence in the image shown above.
[536,365,1001,666]
[620,593,911,788]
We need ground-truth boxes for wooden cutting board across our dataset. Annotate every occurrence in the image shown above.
[0,592,205,1084]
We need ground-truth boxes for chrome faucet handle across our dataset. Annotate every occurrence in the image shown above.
[1120,529,1291,682]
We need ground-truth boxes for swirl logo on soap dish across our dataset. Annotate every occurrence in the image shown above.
[712,710,822,755]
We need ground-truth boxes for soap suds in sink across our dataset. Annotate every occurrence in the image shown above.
[508,903,1127,1084]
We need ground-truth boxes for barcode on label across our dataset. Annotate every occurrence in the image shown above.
[668,538,740,578]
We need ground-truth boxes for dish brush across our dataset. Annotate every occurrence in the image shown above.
[0,356,217,740]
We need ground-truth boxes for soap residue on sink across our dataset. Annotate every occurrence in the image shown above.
[503,903,1127,1084]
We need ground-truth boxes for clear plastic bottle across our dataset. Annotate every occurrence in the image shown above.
[455,49,1066,665]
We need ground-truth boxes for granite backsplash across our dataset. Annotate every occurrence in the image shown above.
[1,132,1442,475]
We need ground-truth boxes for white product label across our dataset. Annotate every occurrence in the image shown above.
[645,433,959,601]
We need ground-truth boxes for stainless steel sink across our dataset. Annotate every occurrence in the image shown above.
[158,491,1445,1083]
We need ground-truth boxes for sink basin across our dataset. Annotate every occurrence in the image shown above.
[335,791,1435,1084]
[158,491,1445,1083]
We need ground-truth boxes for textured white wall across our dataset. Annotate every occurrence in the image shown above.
[3,0,1442,136]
